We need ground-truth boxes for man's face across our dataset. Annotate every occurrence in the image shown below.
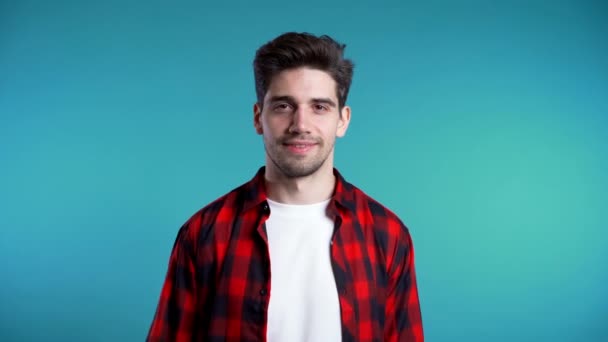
[254,67,351,178]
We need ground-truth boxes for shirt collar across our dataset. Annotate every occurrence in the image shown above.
[242,166,357,214]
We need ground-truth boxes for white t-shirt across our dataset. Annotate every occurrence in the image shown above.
[265,198,342,342]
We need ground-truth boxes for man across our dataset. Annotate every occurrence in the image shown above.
[147,32,423,341]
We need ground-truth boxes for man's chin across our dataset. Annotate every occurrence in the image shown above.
[277,163,322,179]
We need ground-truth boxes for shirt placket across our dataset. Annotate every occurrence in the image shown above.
[256,203,272,341]
[330,213,357,341]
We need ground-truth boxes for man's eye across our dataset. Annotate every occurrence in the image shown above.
[273,104,292,112]
[314,104,328,112]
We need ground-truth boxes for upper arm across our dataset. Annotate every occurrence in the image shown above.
[384,222,424,341]
[147,225,198,342]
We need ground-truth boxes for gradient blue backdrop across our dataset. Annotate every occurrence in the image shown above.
[1,1,607,341]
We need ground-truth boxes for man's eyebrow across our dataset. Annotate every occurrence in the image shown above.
[268,95,296,104]
[310,98,337,107]
[267,96,337,108]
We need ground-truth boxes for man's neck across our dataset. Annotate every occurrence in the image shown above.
[264,163,336,205]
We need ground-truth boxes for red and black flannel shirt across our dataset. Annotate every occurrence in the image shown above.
[147,166,423,341]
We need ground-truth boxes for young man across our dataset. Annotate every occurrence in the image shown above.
[147,32,423,342]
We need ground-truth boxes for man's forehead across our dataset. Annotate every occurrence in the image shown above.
[265,67,338,102]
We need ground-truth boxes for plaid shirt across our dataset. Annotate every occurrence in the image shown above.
[147,167,423,341]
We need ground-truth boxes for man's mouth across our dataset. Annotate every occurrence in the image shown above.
[283,141,317,154]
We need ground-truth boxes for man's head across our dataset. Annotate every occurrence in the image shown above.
[252,32,354,179]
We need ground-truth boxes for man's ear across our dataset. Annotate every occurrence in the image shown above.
[253,103,263,135]
[336,105,351,138]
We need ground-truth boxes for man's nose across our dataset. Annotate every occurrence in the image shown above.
[288,108,311,134]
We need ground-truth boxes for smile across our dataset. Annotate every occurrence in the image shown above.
[284,143,316,154]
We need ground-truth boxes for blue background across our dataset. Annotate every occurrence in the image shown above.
[1,1,607,341]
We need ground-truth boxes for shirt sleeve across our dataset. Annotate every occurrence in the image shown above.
[385,227,424,341]
[147,226,198,342]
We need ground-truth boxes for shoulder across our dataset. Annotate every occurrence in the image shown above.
[348,184,416,276]
[345,182,414,267]
[175,178,252,244]
[348,181,411,237]
[335,170,410,239]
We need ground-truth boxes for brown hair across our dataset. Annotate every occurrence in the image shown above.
[253,32,354,109]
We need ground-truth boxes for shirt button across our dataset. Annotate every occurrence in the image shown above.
[260,289,267,296]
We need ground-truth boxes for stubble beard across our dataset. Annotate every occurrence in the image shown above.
[264,137,333,179]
